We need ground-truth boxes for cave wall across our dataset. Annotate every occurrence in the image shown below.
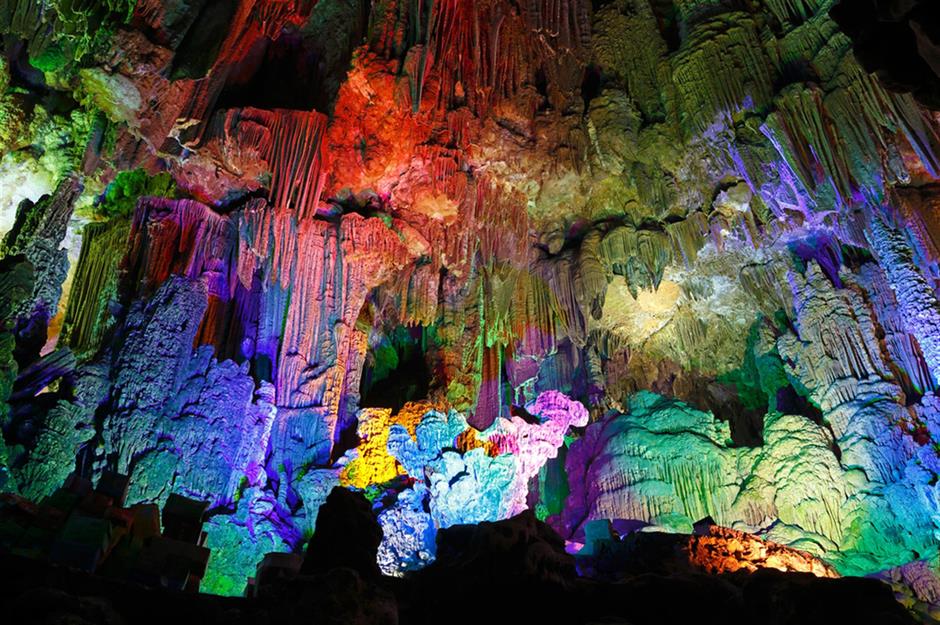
[1,0,940,595]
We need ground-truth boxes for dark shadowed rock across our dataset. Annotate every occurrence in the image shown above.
[301,486,382,579]
[428,508,576,586]
[832,0,940,109]
[406,510,580,624]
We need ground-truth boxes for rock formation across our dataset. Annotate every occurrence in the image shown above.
[0,0,939,616]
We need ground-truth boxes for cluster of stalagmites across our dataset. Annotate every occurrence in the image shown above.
[0,0,939,604]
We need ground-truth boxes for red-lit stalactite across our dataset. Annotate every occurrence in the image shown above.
[160,1,315,142]
[278,215,417,414]
[253,0,317,38]
[214,107,329,219]
[372,0,589,113]
[893,185,940,269]
[264,110,330,219]
[430,0,530,113]
[372,0,421,61]
[239,204,420,413]
[472,343,503,429]
[123,197,263,361]
[412,144,469,200]
[125,198,237,296]
[443,177,531,273]
[124,193,422,420]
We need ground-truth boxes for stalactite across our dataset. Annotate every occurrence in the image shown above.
[426,0,529,112]
[0,0,54,60]
[852,263,936,397]
[448,177,531,272]
[252,0,314,38]
[168,0,312,143]
[592,1,671,122]
[247,208,417,437]
[511,271,565,357]
[576,229,608,321]
[867,218,940,384]
[763,0,822,25]
[61,219,131,357]
[537,251,586,348]
[739,258,794,319]
[893,185,940,280]
[672,13,774,131]
[764,84,856,205]
[120,196,262,365]
[522,0,590,52]
[667,212,709,266]
[387,262,441,328]
[760,42,940,208]
[379,0,589,114]
[779,262,892,413]
[252,109,330,220]
[0,0,133,64]
[599,226,673,297]
[124,197,237,296]
[472,343,502,430]
[776,11,843,81]
[889,93,940,178]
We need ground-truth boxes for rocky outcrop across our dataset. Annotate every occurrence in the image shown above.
[0,255,33,490]
[558,374,938,576]
[576,520,839,579]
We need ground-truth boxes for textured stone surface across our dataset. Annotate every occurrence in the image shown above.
[558,377,938,576]
[1,0,940,606]
[372,391,588,575]
[377,488,436,577]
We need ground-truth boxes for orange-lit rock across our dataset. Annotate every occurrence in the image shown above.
[687,526,840,578]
